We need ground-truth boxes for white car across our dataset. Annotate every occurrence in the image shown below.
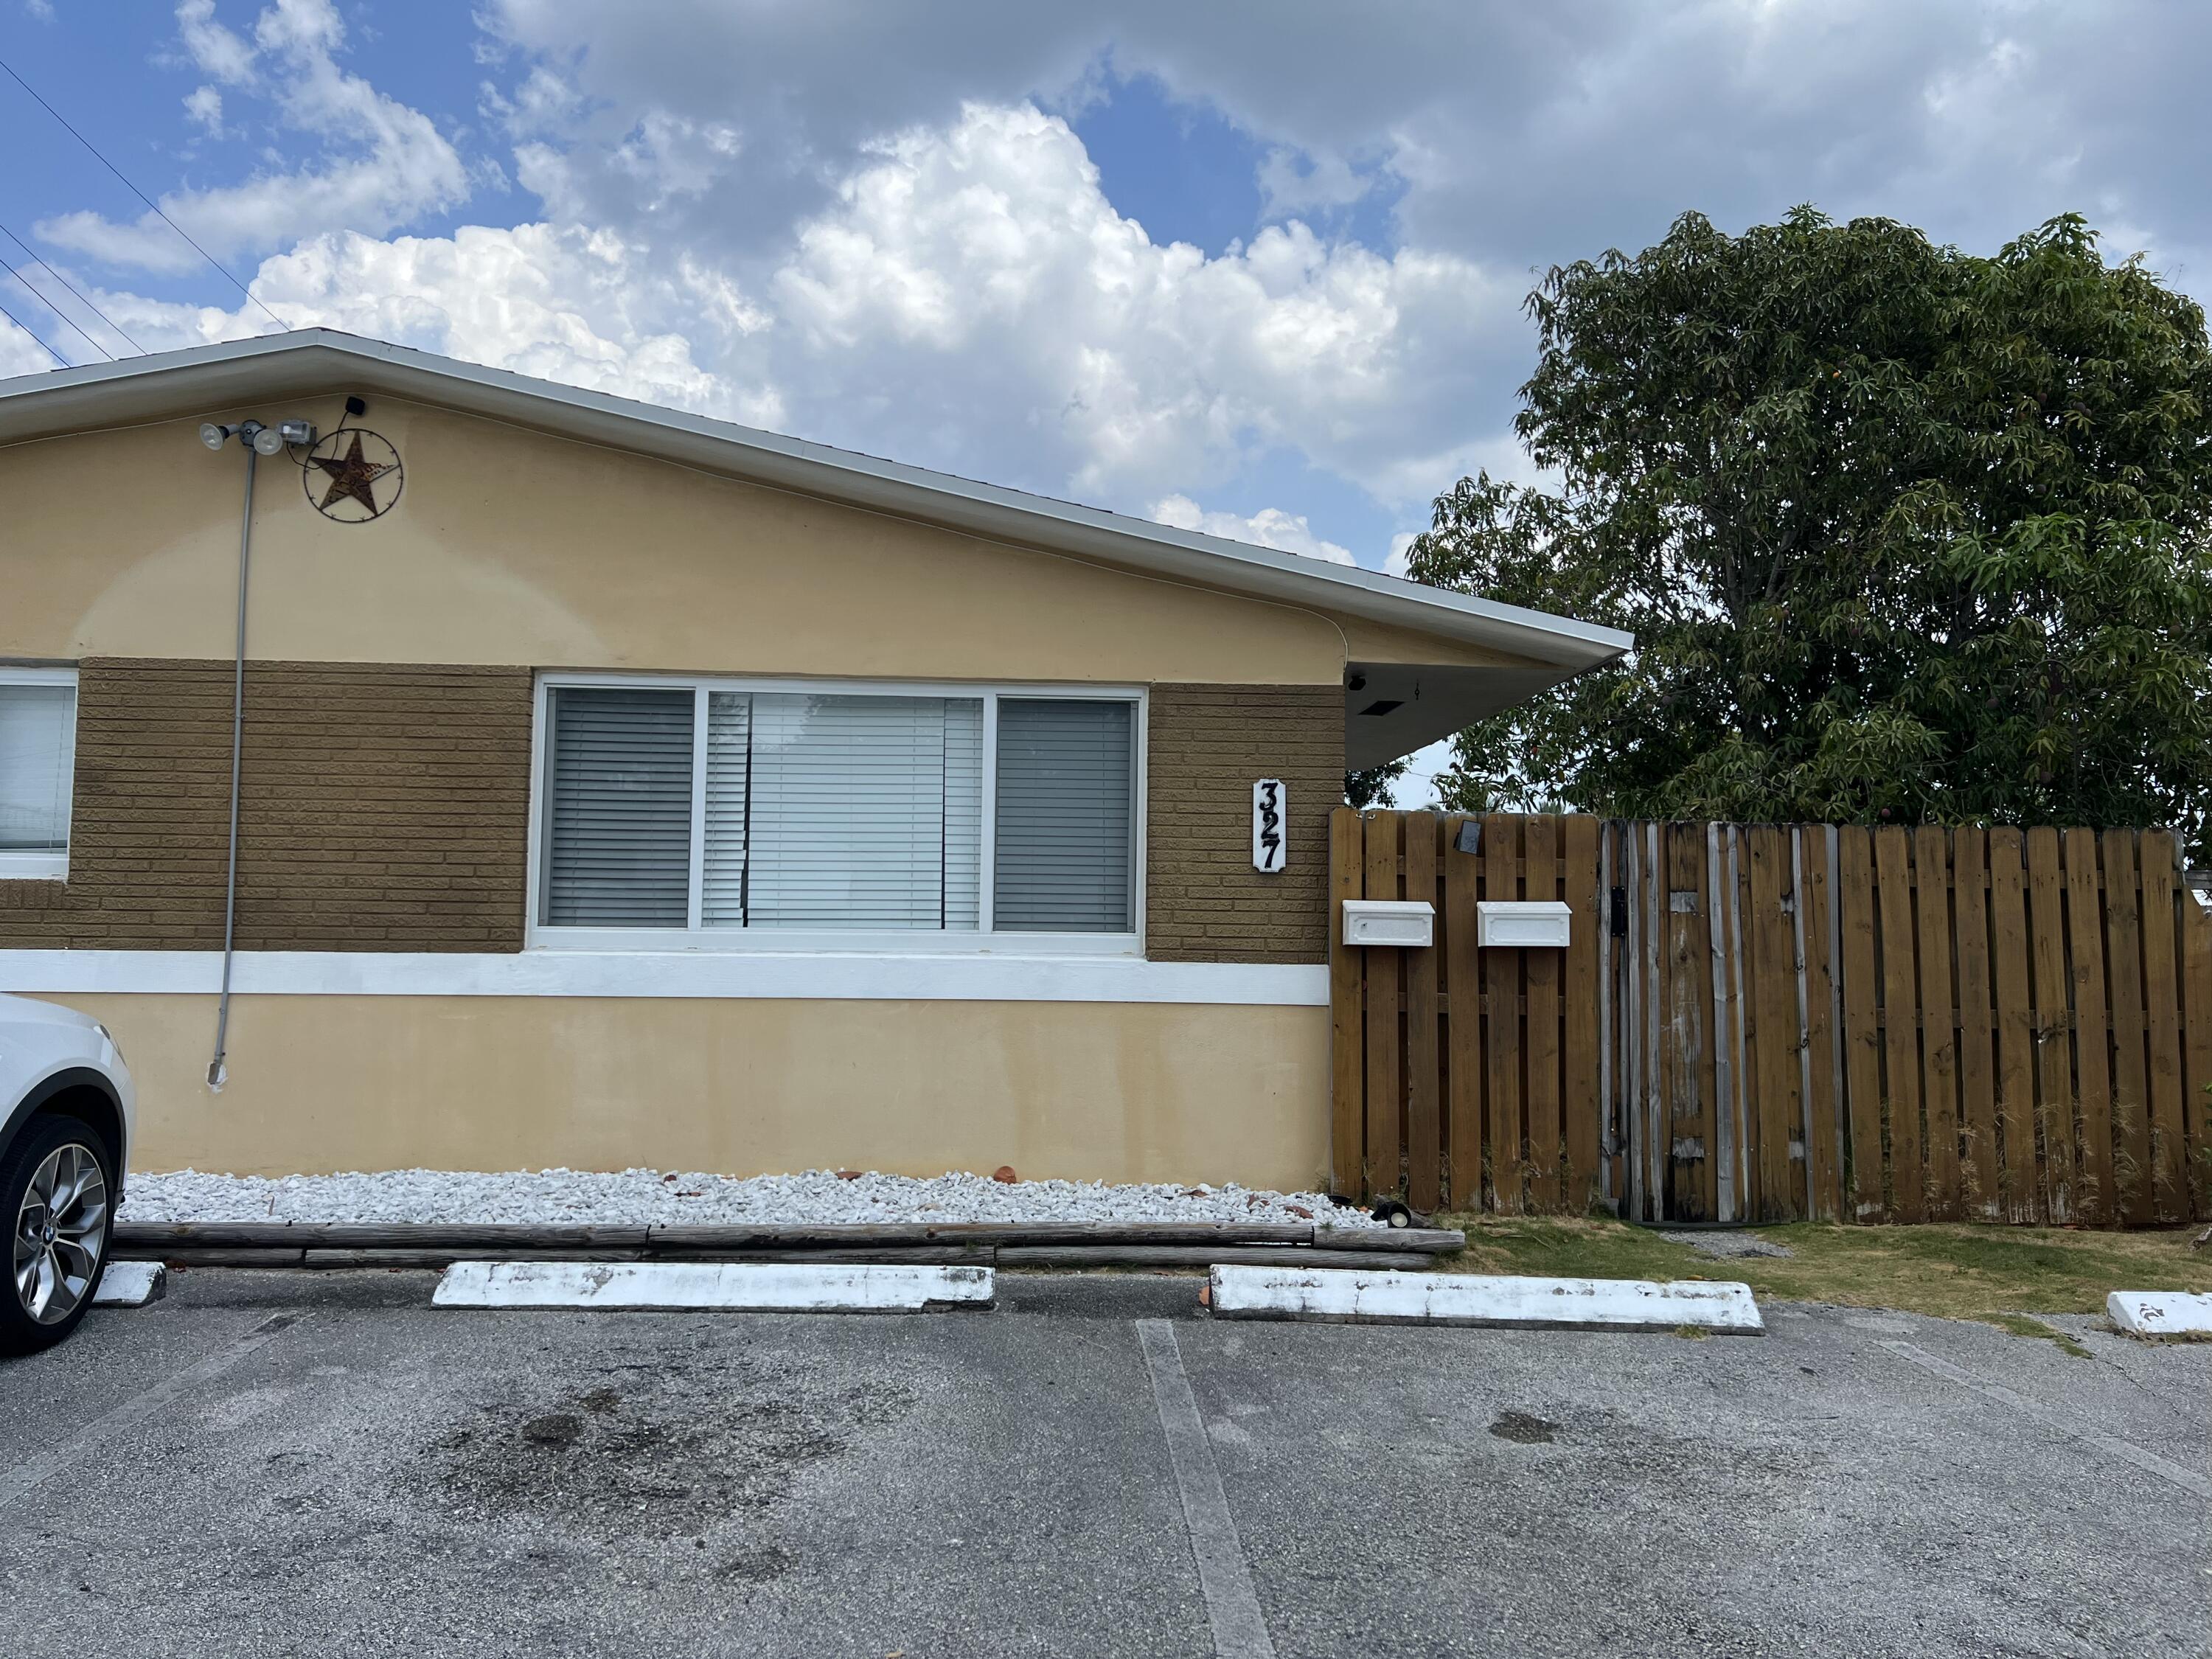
[1,993,135,1355]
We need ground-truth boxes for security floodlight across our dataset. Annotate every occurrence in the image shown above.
[251,425,285,457]
[199,422,232,451]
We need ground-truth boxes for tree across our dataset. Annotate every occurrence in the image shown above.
[1343,759,1407,809]
[1405,209,2212,855]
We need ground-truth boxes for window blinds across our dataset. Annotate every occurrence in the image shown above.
[992,698,1135,932]
[540,685,1133,936]
[746,693,981,929]
[697,693,982,930]
[542,686,694,925]
[0,683,76,853]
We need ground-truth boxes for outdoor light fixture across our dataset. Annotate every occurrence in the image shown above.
[198,417,313,453]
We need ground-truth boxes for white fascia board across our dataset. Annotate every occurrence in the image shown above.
[433,1259,995,1312]
[0,331,1632,670]
[1206,1265,1764,1332]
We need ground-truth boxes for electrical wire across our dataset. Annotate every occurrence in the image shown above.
[0,218,143,352]
[0,293,66,366]
[0,54,288,332]
[0,250,113,360]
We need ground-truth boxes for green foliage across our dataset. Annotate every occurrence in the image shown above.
[1407,209,2212,855]
[1343,759,1408,809]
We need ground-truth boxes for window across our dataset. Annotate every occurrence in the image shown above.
[533,678,1141,948]
[0,667,77,880]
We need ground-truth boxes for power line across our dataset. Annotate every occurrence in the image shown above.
[0,295,67,367]
[0,217,143,352]
[0,53,288,332]
[0,251,114,360]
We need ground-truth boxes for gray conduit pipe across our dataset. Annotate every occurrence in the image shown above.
[206,438,257,1091]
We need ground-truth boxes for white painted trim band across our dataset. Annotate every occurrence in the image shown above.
[1206,1265,1764,1332]
[0,950,1329,1006]
[2107,1290,2212,1339]
[432,1259,995,1312]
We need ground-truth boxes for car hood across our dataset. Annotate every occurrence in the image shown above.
[0,993,105,1034]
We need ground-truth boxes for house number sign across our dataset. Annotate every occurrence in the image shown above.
[1252,779,1287,873]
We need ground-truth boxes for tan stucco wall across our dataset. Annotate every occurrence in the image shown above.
[46,993,1330,1190]
[0,398,1516,687]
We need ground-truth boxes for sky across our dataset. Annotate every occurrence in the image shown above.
[3,1,2209,801]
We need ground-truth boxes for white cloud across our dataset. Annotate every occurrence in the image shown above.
[246,224,773,420]
[184,85,224,133]
[0,313,60,375]
[25,0,2212,580]
[1150,494,1355,565]
[39,0,467,272]
[175,0,258,85]
[1256,146,1374,217]
[764,102,1506,502]
[22,0,55,21]
[81,97,1502,521]
[1385,531,1419,577]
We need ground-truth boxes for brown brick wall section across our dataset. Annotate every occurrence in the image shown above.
[0,658,533,952]
[1146,684,1343,964]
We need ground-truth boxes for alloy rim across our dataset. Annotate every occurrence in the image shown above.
[13,1144,107,1325]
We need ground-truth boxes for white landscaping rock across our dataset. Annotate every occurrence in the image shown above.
[1207,1265,1764,1332]
[117,1167,1378,1231]
[2106,1290,2212,1340]
[92,1260,165,1307]
[434,1259,994,1313]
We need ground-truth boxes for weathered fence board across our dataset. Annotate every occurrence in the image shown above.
[2025,828,2076,1222]
[1444,815,1482,1209]
[1986,828,2039,1222]
[2064,829,2116,1225]
[2184,872,2212,1218]
[1562,813,1602,1211]
[1329,811,2211,1228]
[2140,834,2187,1222]
[1801,830,1842,1221]
[1837,830,1885,1220]
[1403,810,1442,1214]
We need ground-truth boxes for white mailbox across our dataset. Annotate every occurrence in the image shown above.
[1341,899,1435,947]
[1476,900,1571,948]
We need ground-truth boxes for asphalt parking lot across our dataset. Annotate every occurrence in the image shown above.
[1,1270,2205,1659]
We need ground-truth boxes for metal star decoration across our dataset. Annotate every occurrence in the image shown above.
[311,431,397,516]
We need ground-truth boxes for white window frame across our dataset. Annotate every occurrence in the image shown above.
[0,664,78,883]
[526,672,1147,956]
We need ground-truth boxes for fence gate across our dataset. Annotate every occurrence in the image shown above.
[1329,810,2212,1226]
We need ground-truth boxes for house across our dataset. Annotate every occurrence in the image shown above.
[0,330,1628,1188]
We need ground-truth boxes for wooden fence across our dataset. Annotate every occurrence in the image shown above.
[1329,810,2212,1226]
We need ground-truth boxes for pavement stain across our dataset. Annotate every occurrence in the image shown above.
[415,1339,918,1540]
[1488,1410,1559,1444]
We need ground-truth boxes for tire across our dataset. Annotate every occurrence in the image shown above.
[1,1113,115,1357]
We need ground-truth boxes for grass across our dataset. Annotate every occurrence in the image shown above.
[1429,1212,2212,1352]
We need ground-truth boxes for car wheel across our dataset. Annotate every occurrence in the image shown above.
[1,1114,114,1357]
